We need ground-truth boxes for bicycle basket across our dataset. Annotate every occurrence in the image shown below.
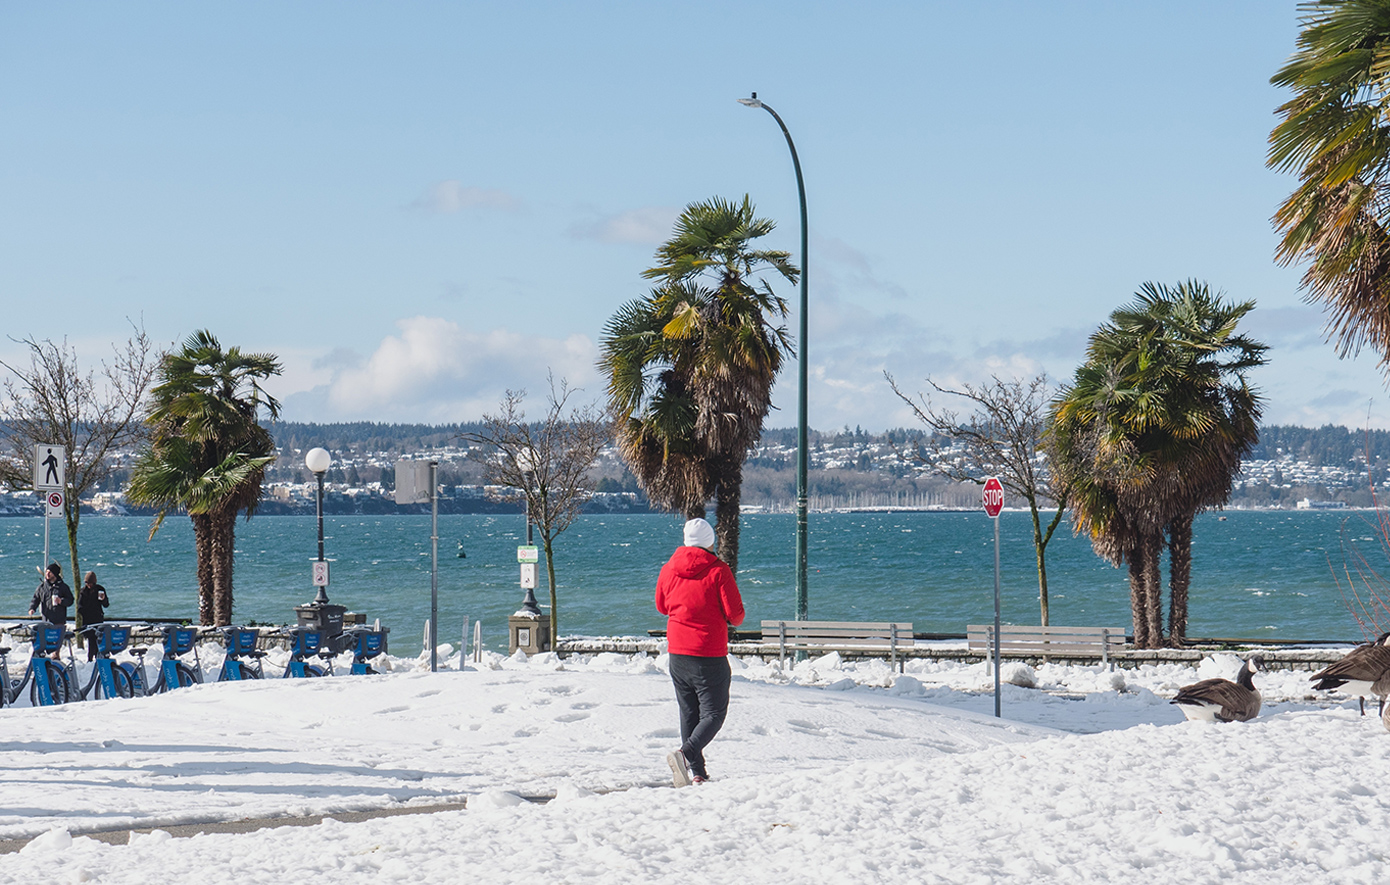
[97,624,131,655]
[32,624,65,654]
[164,626,197,656]
[290,629,322,656]
[223,628,259,656]
[354,629,387,659]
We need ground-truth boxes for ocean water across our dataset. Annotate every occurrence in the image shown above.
[1,510,1387,655]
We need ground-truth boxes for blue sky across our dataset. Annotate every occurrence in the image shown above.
[1,1,1379,430]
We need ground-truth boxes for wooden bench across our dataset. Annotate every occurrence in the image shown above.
[761,620,914,672]
[967,624,1127,670]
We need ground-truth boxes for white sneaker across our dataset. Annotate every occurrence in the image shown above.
[667,750,692,788]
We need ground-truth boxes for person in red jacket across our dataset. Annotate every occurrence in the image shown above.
[655,517,745,787]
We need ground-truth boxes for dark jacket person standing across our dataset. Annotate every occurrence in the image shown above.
[77,572,110,661]
[655,517,745,787]
[30,562,74,626]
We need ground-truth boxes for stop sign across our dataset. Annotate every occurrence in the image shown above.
[982,476,1004,518]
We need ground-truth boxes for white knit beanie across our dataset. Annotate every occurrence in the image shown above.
[683,518,716,549]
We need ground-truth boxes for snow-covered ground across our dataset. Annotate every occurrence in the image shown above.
[1,638,1388,883]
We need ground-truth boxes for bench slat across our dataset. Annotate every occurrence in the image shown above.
[967,625,1126,637]
[760,620,912,632]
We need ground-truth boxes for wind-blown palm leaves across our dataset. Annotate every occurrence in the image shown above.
[126,331,281,626]
[1048,282,1266,648]
[600,196,796,573]
[1269,1,1390,372]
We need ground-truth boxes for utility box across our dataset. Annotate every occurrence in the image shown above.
[295,603,347,646]
[508,613,550,655]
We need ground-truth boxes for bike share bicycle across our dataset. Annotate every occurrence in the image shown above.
[217,627,266,681]
[342,625,390,675]
[74,622,148,700]
[146,625,203,692]
[0,624,74,706]
[282,626,338,677]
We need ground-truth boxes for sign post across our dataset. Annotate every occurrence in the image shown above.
[395,459,440,671]
[982,476,1004,718]
[34,445,66,573]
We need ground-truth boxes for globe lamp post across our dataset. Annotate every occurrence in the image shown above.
[305,447,331,605]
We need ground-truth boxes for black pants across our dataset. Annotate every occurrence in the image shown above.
[669,653,731,779]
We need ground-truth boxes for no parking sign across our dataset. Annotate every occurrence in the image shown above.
[45,491,64,518]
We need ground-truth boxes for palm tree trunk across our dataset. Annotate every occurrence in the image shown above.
[713,458,742,574]
[1128,548,1149,649]
[191,513,216,626]
[210,509,236,626]
[1142,531,1164,649]
[1167,513,1193,646]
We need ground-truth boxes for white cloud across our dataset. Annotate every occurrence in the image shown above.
[411,181,520,214]
[282,317,601,423]
[569,206,679,244]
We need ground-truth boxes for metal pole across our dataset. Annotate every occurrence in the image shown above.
[993,515,1002,718]
[742,93,810,621]
[430,460,438,673]
[312,471,329,605]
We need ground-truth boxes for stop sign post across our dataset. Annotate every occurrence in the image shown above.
[982,477,1004,717]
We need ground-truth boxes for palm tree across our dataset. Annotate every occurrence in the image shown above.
[1269,1,1390,372]
[600,196,796,573]
[126,331,281,626]
[1048,282,1265,647]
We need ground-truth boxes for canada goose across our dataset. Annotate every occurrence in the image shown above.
[1310,632,1390,716]
[1171,656,1262,723]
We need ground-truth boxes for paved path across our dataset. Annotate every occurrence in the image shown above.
[0,801,477,855]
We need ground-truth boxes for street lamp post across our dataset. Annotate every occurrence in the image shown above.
[738,91,810,621]
[305,447,331,605]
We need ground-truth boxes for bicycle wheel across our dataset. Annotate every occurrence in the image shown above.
[111,665,134,699]
[237,660,261,680]
[174,662,199,687]
[31,660,71,705]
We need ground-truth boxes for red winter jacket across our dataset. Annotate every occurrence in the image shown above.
[655,546,746,657]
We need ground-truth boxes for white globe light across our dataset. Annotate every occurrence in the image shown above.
[305,447,331,474]
[514,447,537,473]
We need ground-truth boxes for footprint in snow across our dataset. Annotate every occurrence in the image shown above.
[865,728,906,740]
[555,712,590,723]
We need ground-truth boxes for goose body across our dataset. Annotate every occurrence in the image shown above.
[1171,657,1262,723]
[1310,633,1390,715]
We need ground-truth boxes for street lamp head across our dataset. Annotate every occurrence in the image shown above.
[514,447,537,475]
[305,447,331,475]
[737,92,763,109]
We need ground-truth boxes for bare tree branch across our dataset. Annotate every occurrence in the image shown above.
[463,374,613,643]
[887,370,1067,625]
[0,321,158,605]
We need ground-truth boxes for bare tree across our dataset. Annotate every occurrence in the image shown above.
[0,323,157,629]
[887,372,1067,625]
[465,376,612,643]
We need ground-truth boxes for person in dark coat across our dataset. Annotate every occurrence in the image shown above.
[77,571,110,661]
[655,517,745,787]
[30,562,74,627]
